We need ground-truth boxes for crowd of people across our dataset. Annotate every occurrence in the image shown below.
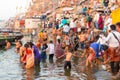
[5,0,120,79]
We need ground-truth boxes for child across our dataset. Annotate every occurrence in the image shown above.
[58,46,79,69]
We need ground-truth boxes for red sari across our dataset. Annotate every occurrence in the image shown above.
[25,48,34,69]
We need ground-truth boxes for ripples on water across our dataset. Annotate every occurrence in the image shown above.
[0,37,112,80]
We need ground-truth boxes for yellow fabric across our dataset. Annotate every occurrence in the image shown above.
[111,8,120,24]
[39,32,43,38]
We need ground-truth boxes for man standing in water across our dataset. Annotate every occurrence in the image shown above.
[105,25,120,75]
[5,40,11,49]
[18,41,24,62]
[111,22,120,79]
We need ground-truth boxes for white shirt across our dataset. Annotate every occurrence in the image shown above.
[97,34,107,45]
[47,43,55,54]
[63,25,70,33]
[80,18,85,27]
[105,18,112,30]
[56,35,61,40]
[77,28,81,32]
[70,20,76,28]
[93,13,99,22]
[106,31,120,47]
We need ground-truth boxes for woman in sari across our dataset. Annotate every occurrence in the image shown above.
[24,42,34,69]
[29,42,41,66]
[55,39,64,58]
[21,43,29,64]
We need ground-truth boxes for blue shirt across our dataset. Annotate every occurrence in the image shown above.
[90,42,104,57]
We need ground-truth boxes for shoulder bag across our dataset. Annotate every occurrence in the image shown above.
[112,32,120,55]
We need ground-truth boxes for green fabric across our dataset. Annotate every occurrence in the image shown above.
[82,7,87,12]
[67,18,72,24]
[86,15,92,22]
[86,16,89,22]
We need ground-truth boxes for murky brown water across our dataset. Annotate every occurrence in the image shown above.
[0,36,113,80]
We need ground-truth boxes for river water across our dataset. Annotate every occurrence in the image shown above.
[0,37,113,80]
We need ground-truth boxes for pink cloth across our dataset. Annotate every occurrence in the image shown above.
[87,53,95,61]
[55,43,64,58]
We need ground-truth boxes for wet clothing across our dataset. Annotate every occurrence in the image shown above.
[55,43,64,58]
[49,54,54,63]
[41,44,48,60]
[47,43,55,63]
[36,43,41,50]
[64,61,71,69]
[25,48,34,68]
[32,45,41,65]
[110,61,120,73]
[90,42,104,58]
[107,47,120,73]
[74,36,79,51]
[80,41,85,50]
[90,43,100,57]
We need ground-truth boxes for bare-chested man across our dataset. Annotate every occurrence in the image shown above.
[5,40,11,49]
[78,30,86,50]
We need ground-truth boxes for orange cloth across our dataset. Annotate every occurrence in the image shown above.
[108,47,120,62]
[25,49,34,69]
[36,43,41,49]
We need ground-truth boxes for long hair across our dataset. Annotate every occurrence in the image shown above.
[28,42,34,48]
